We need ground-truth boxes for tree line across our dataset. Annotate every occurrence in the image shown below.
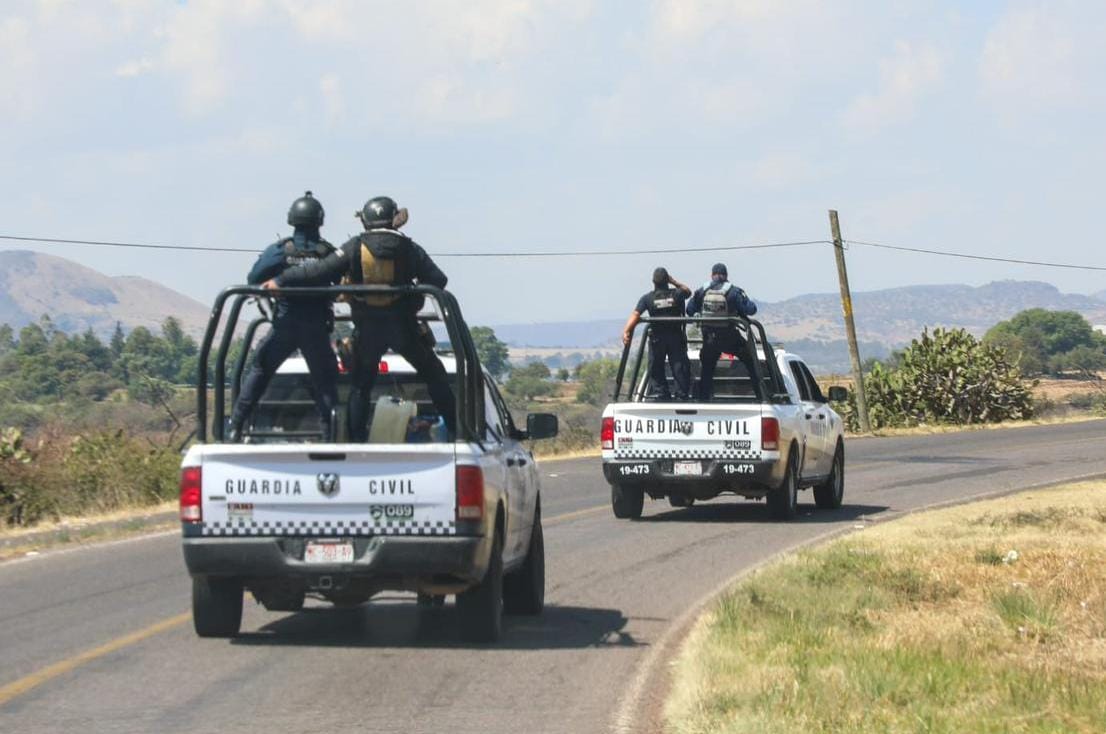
[0,316,199,405]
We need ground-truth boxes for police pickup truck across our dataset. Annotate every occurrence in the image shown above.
[601,315,847,520]
[180,285,556,643]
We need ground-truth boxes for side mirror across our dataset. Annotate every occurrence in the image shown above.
[827,386,848,403]
[526,413,559,440]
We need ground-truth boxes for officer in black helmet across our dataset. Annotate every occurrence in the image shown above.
[264,196,455,441]
[228,191,341,442]
[622,267,692,401]
[686,262,758,401]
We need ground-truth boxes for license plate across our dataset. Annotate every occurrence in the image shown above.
[673,461,703,476]
[371,504,415,520]
[304,541,354,564]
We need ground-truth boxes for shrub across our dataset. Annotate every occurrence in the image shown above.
[843,327,1034,430]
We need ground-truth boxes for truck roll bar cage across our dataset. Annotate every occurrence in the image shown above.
[613,315,790,404]
[197,285,485,445]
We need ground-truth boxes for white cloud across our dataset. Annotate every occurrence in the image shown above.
[114,57,154,77]
[319,73,344,126]
[748,151,815,191]
[0,15,35,117]
[979,5,1097,107]
[841,40,945,133]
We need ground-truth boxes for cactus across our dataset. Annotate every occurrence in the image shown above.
[839,328,1034,431]
[0,427,31,464]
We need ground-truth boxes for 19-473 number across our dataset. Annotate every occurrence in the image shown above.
[722,463,755,475]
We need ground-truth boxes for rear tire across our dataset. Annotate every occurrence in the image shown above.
[767,450,799,521]
[813,443,845,509]
[504,506,545,616]
[611,484,644,519]
[668,495,694,508]
[457,530,504,642]
[192,577,243,638]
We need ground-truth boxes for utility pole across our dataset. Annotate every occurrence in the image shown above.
[828,210,871,432]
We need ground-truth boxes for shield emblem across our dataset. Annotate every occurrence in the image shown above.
[679,421,694,436]
[317,473,340,498]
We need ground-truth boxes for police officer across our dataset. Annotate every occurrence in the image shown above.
[622,267,692,401]
[264,196,456,441]
[686,262,758,401]
[228,191,340,442]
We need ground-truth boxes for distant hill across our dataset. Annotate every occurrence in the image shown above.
[490,280,1106,373]
[0,250,210,337]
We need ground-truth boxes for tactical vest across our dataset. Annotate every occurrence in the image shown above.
[701,282,733,316]
[281,237,332,267]
[349,230,411,307]
[649,289,682,318]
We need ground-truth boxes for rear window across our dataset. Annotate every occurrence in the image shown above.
[249,370,449,443]
[633,351,772,402]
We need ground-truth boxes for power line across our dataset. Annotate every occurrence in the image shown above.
[0,233,829,258]
[7,230,1104,270]
[0,234,256,254]
[846,238,1106,272]
[441,240,828,257]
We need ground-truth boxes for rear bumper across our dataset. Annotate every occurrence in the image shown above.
[602,457,781,494]
[182,533,492,586]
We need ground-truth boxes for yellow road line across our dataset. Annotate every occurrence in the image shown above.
[0,504,610,708]
[0,612,190,707]
[545,505,608,525]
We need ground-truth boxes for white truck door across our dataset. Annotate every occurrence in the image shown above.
[484,380,526,560]
[795,361,834,475]
[785,359,824,478]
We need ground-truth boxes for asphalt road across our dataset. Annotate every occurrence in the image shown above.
[2,420,1105,734]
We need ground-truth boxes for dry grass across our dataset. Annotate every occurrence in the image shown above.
[666,482,1106,733]
[0,500,177,562]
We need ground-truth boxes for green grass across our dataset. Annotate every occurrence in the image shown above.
[665,483,1106,734]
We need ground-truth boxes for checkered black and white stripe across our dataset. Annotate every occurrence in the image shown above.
[614,448,760,460]
[201,519,456,537]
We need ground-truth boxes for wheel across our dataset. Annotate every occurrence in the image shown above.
[611,484,644,519]
[192,577,243,638]
[504,506,545,616]
[668,495,694,508]
[767,450,799,521]
[813,443,845,510]
[456,530,504,642]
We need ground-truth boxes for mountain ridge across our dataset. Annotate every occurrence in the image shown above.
[0,250,210,337]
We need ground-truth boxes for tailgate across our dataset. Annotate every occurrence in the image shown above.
[198,444,457,537]
[609,405,763,460]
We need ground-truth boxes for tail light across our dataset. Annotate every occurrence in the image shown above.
[378,360,389,374]
[761,417,780,451]
[601,417,614,450]
[180,466,202,523]
[456,465,484,521]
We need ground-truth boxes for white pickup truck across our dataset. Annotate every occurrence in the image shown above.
[181,285,557,643]
[601,316,847,520]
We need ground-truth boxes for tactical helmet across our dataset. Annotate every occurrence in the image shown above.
[359,196,399,228]
[288,191,325,227]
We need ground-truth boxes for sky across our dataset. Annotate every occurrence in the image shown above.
[2,0,1105,326]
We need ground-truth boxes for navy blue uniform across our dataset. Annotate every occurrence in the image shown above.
[275,228,455,441]
[230,233,341,440]
[686,281,758,401]
[634,288,691,400]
